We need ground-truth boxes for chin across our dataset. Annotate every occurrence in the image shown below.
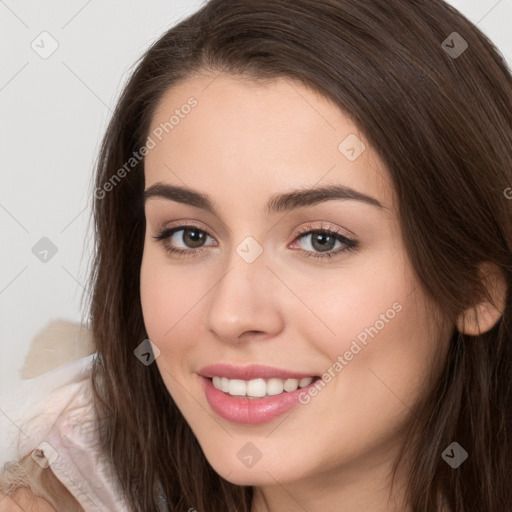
[204,448,302,487]
[218,467,278,487]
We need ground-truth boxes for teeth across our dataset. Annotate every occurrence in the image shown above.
[267,378,284,396]
[283,378,298,392]
[299,377,314,388]
[246,378,267,397]
[229,379,246,396]
[211,376,314,398]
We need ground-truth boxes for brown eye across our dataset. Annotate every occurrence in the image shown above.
[153,225,216,257]
[291,225,359,260]
[309,232,337,252]
[181,228,207,248]
[296,230,351,253]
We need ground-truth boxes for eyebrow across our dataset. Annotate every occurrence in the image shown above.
[143,182,384,214]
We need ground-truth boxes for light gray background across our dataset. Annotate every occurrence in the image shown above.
[1,0,511,393]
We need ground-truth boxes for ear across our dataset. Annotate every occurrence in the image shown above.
[456,262,508,336]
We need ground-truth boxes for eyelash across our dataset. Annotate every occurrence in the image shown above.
[152,222,358,260]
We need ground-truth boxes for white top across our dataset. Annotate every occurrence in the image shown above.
[0,354,131,512]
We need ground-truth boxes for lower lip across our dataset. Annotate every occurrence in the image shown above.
[201,376,318,425]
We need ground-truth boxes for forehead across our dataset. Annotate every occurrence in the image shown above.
[144,72,394,212]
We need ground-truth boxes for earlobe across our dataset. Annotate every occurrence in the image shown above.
[456,262,508,336]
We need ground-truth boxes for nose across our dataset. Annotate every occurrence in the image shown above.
[203,248,285,344]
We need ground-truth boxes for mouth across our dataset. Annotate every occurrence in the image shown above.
[209,375,320,399]
[199,365,322,424]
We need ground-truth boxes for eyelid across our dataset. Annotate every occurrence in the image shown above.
[152,223,218,247]
[291,222,356,247]
[153,220,218,240]
[293,222,352,238]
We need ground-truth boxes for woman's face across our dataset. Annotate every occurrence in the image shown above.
[140,72,451,493]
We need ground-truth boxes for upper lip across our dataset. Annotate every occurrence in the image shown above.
[199,363,319,381]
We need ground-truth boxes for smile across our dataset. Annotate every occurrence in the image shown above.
[211,376,315,398]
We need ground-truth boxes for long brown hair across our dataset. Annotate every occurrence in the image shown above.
[88,1,512,510]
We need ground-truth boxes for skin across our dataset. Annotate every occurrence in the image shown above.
[140,72,453,512]
[0,489,57,512]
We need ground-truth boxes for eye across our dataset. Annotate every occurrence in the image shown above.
[153,225,216,257]
[152,222,358,260]
[290,223,358,260]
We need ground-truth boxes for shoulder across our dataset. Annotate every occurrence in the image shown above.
[0,354,96,466]
[1,354,131,512]
[1,353,132,512]
[0,356,96,511]
[0,488,57,511]
[0,453,83,511]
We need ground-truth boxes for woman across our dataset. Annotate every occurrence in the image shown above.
[1,0,511,510]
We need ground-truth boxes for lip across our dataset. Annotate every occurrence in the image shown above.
[199,363,318,381]
[200,375,320,425]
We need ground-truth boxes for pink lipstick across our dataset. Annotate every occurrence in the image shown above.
[199,363,320,424]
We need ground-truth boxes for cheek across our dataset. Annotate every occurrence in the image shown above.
[286,242,412,360]
[140,250,207,404]
[293,243,441,408]
[140,245,206,342]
